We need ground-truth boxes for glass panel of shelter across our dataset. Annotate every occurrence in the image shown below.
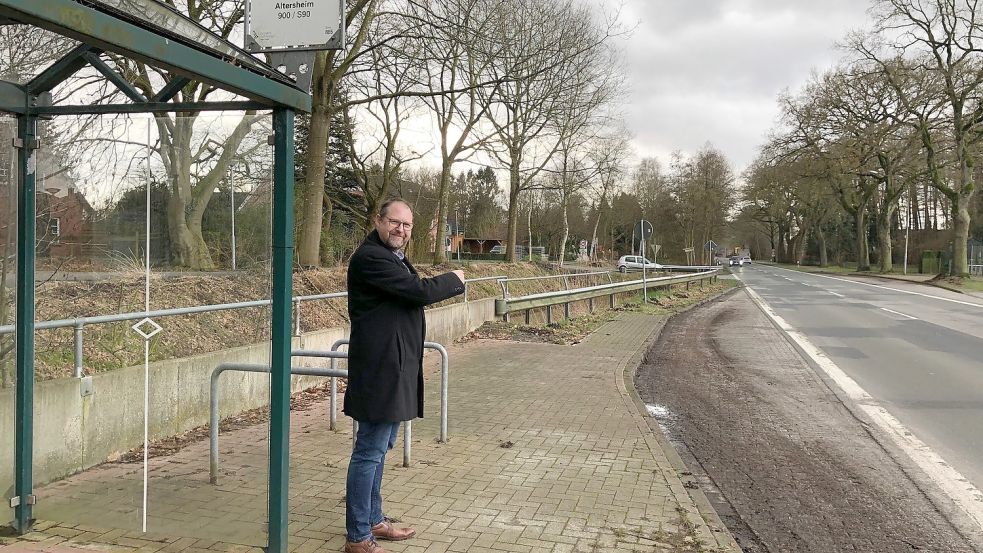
[0,116,16,529]
[30,114,158,533]
[145,113,273,546]
[25,112,274,547]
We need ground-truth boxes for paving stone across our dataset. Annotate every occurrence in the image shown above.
[9,313,735,552]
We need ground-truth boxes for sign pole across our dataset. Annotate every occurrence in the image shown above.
[641,233,647,303]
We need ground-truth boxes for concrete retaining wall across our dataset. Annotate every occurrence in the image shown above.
[1,297,495,522]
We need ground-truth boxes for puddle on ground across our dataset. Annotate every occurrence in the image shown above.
[644,402,680,436]
[644,402,691,461]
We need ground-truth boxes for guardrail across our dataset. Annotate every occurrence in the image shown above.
[971,264,982,277]
[6,276,500,380]
[495,268,720,323]
[497,270,617,300]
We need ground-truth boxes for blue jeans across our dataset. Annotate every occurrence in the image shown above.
[346,420,400,542]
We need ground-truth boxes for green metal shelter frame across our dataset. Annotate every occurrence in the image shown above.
[0,1,311,551]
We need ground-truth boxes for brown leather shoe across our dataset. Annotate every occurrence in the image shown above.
[343,538,385,553]
[371,517,416,541]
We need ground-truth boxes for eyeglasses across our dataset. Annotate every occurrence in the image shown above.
[384,217,413,231]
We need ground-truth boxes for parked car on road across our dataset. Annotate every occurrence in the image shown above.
[617,255,662,272]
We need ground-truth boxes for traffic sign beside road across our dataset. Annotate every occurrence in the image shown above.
[634,220,653,240]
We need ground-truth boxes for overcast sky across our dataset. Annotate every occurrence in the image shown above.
[613,0,874,175]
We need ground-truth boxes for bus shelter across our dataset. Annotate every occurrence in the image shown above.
[0,1,310,551]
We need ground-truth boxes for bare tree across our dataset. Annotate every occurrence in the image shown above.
[587,133,632,262]
[407,0,507,263]
[483,0,623,262]
[297,0,382,268]
[851,0,983,275]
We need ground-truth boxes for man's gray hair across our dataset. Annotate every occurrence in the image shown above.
[378,198,412,218]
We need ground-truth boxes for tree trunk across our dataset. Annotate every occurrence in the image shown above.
[855,208,870,271]
[558,191,570,267]
[298,77,332,268]
[590,211,601,262]
[951,193,972,276]
[432,159,453,264]
[795,223,809,264]
[166,130,215,269]
[877,206,894,273]
[505,162,521,263]
[160,110,255,270]
[527,205,533,262]
[817,226,828,267]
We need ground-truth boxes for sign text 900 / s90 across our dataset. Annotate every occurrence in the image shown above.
[277,10,312,19]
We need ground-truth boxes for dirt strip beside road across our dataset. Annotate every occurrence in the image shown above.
[635,290,977,553]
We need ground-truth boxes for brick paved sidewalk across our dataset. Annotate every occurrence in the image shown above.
[4,313,738,553]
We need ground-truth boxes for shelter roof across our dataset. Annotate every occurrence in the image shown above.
[0,0,311,113]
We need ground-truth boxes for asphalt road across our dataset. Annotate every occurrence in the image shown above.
[733,264,983,499]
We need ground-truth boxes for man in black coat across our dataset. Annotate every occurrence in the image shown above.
[343,199,464,553]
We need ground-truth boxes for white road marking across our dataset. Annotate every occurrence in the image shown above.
[880,307,918,320]
[743,285,983,533]
[828,291,845,298]
[768,265,983,309]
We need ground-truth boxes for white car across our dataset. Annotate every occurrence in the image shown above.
[617,255,661,272]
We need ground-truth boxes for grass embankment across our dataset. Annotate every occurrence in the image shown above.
[468,278,737,345]
[26,262,632,381]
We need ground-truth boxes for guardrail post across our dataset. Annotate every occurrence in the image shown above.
[610,294,615,308]
[588,297,594,313]
[564,302,570,319]
[73,321,84,379]
[524,309,530,324]
[546,305,553,325]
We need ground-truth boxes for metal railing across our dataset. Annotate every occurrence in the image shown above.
[308,339,451,443]
[209,340,451,482]
[208,360,348,484]
[462,275,506,302]
[495,268,720,323]
[7,277,496,380]
[971,264,982,277]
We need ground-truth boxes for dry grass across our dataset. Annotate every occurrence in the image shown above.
[28,262,625,381]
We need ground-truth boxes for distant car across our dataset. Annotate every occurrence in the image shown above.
[617,255,662,272]
[741,255,752,265]
[729,256,745,267]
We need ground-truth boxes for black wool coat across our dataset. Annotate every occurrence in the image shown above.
[343,230,464,422]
